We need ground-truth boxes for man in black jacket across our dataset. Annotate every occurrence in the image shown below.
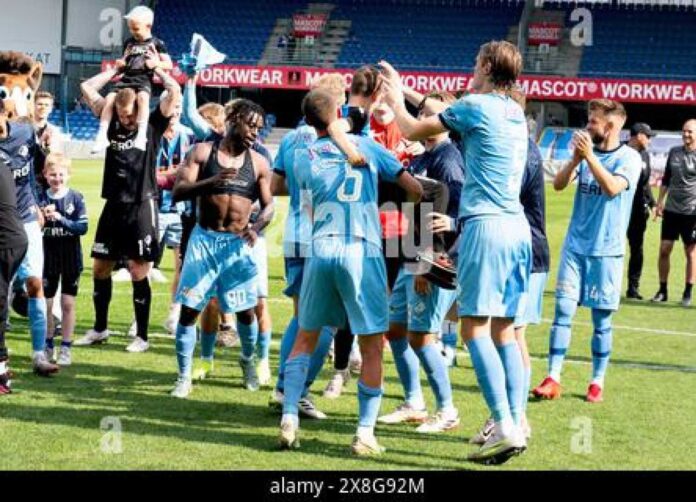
[0,152,29,394]
[626,122,656,300]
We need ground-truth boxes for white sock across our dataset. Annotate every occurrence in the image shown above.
[0,361,6,373]
[409,398,426,411]
[356,425,374,439]
[496,417,515,437]
[591,377,604,388]
[281,413,298,427]
[33,350,44,360]
[549,372,561,383]
[439,405,458,418]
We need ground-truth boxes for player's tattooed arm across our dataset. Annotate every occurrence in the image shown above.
[155,64,182,118]
[80,67,119,118]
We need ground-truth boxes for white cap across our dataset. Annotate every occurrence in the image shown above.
[124,5,154,23]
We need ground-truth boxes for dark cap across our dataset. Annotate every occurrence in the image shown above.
[631,122,656,137]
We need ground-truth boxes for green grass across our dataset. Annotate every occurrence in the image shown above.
[1,159,695,470]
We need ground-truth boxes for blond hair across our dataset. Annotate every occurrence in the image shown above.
[313,73,346,107]
[198,102,225,132]
[477,40,523,90]
[44,152,71,174]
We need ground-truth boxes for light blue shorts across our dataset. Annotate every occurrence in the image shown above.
[390,267,458,333]
[16,221,44,282]
[555,248,623,311]
[176,225,258,314]
[299,238,388,335]
[158,212,182,249]
[283,256,305,298]
[457,215,531,318]
[514,272,548,327]
[250,234,269,298]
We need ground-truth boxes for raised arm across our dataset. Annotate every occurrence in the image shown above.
[573,131,628,197]
[154,63,181,118]
[379,61,447,141]
[80,67,119,117]
[182,74,213,140]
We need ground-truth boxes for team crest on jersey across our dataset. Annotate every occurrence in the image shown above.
[413,301,426,316]
[18,145,28,158]
[66,203,75,215]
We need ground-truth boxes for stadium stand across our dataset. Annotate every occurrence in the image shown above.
[334,1,524,71]
[576,7,696,79]
[153,0,308,65]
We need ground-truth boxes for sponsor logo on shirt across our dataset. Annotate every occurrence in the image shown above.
[92,242,109,254]
[579,181,603,196]
[110,138,138,152]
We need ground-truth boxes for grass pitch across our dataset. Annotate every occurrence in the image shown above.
[1,159,695,470]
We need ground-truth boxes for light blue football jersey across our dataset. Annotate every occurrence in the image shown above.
[273,124,318,255]
[295,134,404,248]
[564,144,642,257]
[439,93,528,220]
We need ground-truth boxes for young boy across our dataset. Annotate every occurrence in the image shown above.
[92,5,172,153]
[39,153,88,365]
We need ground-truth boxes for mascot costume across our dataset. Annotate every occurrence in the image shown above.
[0,51,43,318]
[0,50,43,121]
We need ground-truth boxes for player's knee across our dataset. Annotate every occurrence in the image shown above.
[236,309,256,326]
[591,308,612,335]
[659,242,673,258]
[386,323,407,342]
[26,277,43,297]
[92,260,113,279]
[407,332,431,350]
[178,306,199,327]
[128,261,149,281]
[358,335,383,361]
[554,296,576,325]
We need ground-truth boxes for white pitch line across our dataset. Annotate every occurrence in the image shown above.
[540,318,696,338]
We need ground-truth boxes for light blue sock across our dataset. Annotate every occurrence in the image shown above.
[549,296,576,381]
[496,341,525,425]
[414,342,453,410]
[175,324,197,378]
[591,309,613,386]
[256,330,272,360]
[276,317,299,392]
[357,380,384,427]
[389,335,424,408]
[466,336,511,423]
[200,330,217,360]
[303,326,333,397]
[282,353,311,416]
[522,365,532,413]
[237,319,258,361]
[28,297,47,352]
